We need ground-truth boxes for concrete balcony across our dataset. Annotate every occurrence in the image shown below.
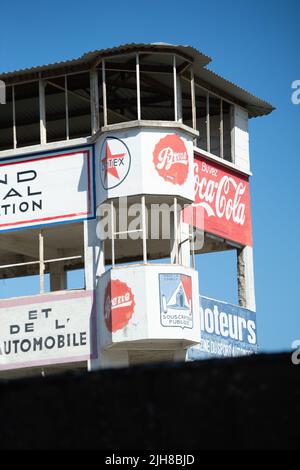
[95,121,198,205]
[97,263,200,351]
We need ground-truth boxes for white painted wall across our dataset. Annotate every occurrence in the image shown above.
[233,106,250,172]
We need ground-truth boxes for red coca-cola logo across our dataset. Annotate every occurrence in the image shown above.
[183,154,252,247]
[153,134,189,185]
[104,279,135,333]
[194,162,246,226]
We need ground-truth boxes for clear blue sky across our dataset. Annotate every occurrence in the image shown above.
[0,0,299,353]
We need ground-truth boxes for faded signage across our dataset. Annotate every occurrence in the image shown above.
[153,134,189,186]
[184,153,252,246]
[96,129,194,205]
[98,265,200,349]
[100,137,131,190]
[0,291,96,370]
[104,279,136,333]
[188,296,258,360]
[159,273,193,329]
[0,147,95,232]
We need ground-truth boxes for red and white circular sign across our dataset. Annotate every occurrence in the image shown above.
[104,279,136,333]
[100,137,131,190]
[153,134,189,185]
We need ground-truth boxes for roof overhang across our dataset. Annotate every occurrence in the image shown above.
[0,42,274,118]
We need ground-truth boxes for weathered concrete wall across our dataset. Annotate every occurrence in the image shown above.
[0,353,298,450]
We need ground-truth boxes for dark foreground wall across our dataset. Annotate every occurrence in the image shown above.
[0,353,299,450]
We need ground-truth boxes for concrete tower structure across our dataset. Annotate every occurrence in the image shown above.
[0,44,273,377]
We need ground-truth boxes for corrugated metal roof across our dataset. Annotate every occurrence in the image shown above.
[0,43,210,79]
[0,42,274,118]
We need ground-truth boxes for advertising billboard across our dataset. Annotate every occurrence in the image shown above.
[0,290,96,370]
[188,296,258,360]
[0,147,95,232]
[184,153,253,247]
[96,128,195,205]
[98,264,200,349]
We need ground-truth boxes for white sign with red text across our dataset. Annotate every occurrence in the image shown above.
[183,153,252,247]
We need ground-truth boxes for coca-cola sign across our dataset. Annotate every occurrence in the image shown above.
[153,134,189,185]
[187,154,252,247]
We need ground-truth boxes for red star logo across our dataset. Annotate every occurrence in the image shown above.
[102,143,126,180]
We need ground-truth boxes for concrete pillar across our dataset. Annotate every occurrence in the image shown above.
[179,221,191,268]
[173,349,187,362]
[237,246,256,311]
[85,219,103,372]
[176,75,183,123]
[170,198,183,264]
[101,350,129,368]
[90,69,100,135]
[50,262,67,292]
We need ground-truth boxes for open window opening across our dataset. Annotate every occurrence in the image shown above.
[45,72,91,143]
[178,65,194,128]
[101,54,138,125]
[0,222,85,300]
[100,196,195,270]
[0,86,13,151]
[14,81,40,148]
[195,85,233,162]
[195,237,239,305]
[139,53,175,122]
[0,82,40,151]
[98,52,180,126]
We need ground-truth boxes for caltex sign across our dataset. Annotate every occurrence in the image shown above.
[95,127,195,205]
[100,137,131,190]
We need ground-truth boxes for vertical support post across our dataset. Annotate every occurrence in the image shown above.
[206,92,210,153]
[191,65,197,146]
[102,60,108,127]
[237,246,256,311]
[39,79,47,145]
[190,205,195,269]
[64,75,69,140]
[174,197,178,263]
[90,69,100,135]
[12,85,17,149]
[141,196,147,263]
[111,200,115,267]
[85,218,103,372]
[39,230,45,294]
[136,53,141,120]
[170,197,179,264]
[230,104,236,164]
[220,99,224,159]
[50,261,67,292]
[178,210,192,269]
[191,66,196,130]
[84,218,102,289]
[173,55,178,121]
[176,73,183,124]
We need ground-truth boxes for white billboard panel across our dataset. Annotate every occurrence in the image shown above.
[0,290,97,370]
[98,264,200,349]
[95,127,194,205]
[0,147,95,232]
